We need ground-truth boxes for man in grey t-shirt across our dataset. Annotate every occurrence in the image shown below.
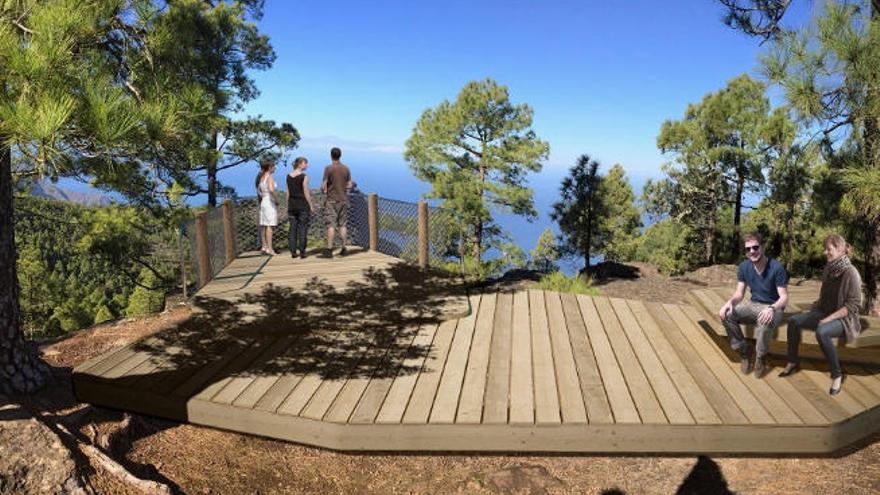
[320,147,352,257]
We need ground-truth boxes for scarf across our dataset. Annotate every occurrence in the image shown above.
[825,255,852,279]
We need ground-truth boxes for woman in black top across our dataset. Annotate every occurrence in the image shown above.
[286,157,314,258]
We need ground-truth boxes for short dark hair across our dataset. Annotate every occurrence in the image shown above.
[330,147,342,161]
[743,232,763,246]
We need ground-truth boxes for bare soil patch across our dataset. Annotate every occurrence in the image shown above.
[6,269,879,494]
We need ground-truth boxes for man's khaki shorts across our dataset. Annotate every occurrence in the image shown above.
[324,200,348,229]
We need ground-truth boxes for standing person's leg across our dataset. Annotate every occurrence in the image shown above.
[324,201,336,253]
[338,203,348,255]
[782,311,822,375]
[301,211,311,257]
[288,215,297,257]
[815,318,846,381]
[266,225,275,254]
[260,225,266,252]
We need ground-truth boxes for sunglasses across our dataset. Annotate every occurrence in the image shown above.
[744,245,761,253]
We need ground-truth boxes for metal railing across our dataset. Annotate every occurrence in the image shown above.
[180,191,457,290]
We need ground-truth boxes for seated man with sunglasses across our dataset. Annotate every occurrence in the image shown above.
[718,232,789,378]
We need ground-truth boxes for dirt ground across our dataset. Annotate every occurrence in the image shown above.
[25,265,880,494]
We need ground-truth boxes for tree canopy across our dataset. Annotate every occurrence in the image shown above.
[404,78,549,272]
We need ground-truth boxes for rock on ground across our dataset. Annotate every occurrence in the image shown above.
[0,397,83,494]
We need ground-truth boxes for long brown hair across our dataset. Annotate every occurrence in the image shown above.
[256,159,273,198]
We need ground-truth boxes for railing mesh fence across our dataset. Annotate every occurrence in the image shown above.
[180,191,457,290]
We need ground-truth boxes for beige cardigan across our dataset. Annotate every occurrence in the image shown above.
[817,265,863,343]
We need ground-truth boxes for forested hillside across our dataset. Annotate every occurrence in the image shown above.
[14,196,180,339]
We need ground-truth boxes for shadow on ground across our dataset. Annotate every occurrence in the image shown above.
[74,261,468,420]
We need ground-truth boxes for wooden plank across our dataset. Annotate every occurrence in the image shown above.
[799,362,880,411]
[429,293,482,424]
[576,295,640,424]
[508,291,535,425]
[100,352,153,380]
[282,326,381,418]
[177,339,271,399]
[193,338,281,403]
[663,304,773,424]
[680,305,801,425]
[323,324,410,423]
[761,368,830,425]
[530,290,561,424]
[647,302,747,424]
[84,344,140,378]
[253,330,345,413]
[211,336,298,405]
[610,298,693,425]
[348,325,424,424]
[630,301,720,425]
[784,367,851,423]
[375,322,441,424]
[401,318,459,424]
[295,327,377,420]
[482,292,514,424]
[545,292,588,424]
[456,292,497,424]
[560,293,613,424]
[849,366,880,398]
[594,297,666,424]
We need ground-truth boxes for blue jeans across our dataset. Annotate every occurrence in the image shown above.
[786,311,845,379]
[288,210,310,255]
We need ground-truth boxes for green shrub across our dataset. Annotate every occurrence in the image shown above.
[537,271,600,295]
[93,304,116,325]
[125,268,165,317]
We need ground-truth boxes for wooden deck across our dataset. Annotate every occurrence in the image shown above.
[73,252,880,454]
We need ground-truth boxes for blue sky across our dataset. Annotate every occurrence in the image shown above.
[243,0,783,179]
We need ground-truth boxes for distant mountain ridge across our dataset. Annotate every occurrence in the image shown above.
[30,180,112,207]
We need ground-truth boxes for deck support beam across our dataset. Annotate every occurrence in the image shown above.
[195,211,212,288]
[368,193,378,252]
[222,199,236,265]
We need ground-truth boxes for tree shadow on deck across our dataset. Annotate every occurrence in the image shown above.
[76,261,468,420]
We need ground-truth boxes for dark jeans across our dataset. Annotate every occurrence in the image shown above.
[288,210,310,255]
[786,311,846,379]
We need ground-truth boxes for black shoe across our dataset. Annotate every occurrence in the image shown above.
[319,249,333,259]
[300,252,307,259]
[339,247,348,256]
[754,357,768,379]
[830,375,845,396]
[778,363,799,377]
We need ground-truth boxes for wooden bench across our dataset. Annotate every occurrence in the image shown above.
[688,287,880,364]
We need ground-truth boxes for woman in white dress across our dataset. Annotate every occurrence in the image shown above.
[256,159,278,255]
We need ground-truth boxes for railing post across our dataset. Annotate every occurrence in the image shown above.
[222,199,236,265]
[368,193,379,252]
[195,211,212,287]
[418,200,428,268]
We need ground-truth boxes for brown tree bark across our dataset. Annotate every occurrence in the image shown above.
[732,173,745,262]
[207,131,219,207]
[0,143,51,394]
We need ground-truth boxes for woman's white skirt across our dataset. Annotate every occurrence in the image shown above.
[259,196,277,226]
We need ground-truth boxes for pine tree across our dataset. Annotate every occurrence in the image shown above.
[719,0,880,311]
[597,164,642,262]
[0,1,209,394]
[551,155,604,272]
[530,228,559,273]
[405,78,549,272]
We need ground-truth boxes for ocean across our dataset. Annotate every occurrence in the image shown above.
[218,154,652,274]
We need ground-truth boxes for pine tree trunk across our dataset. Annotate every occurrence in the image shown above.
[0,143,50,395]
[207,131,219,207]
[732,173,744,262]
[865,219,880,315]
